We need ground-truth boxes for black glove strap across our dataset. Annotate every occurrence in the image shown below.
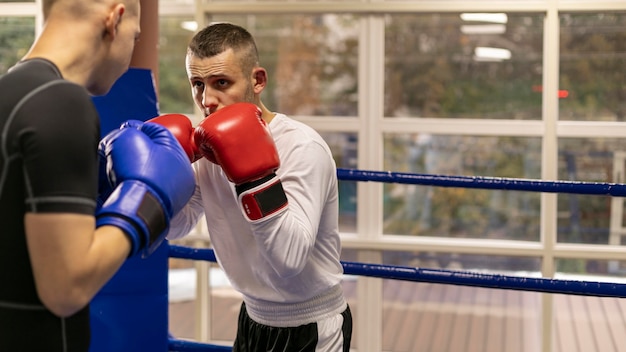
[235,173,276,195]
[136,191,168,247]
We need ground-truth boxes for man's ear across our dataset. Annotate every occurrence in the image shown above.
[103,4,126,38]
[253,68,268,94]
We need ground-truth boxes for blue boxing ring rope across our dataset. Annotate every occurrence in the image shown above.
[168,245,626,299]
[166,167,626,352]
[336,168,626,197]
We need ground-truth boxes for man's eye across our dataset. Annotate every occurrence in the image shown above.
[216,79,229,88]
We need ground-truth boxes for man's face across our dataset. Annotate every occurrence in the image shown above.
[186,48,256,117]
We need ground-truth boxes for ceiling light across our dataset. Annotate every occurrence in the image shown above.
[460,13,508,24]
[460,24,506,35]
[180,21,198,32]
[474,47,512,61]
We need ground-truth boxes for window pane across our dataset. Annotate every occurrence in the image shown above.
[208,14,360,116]
[384,251,541,272]
[320,132,358,233]
[385,13,544,119]
[0,17,35,73]
[560,13,626,121]
[383,134,541,240]
[158,16,197,115]
[557,137,626,245]
[556,258,626,278]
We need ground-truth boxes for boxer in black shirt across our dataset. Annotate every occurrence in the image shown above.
[0,1,195,350]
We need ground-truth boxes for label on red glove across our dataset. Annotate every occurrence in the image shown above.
[238,175,288,222]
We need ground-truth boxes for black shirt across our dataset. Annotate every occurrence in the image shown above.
[0,58,100,351]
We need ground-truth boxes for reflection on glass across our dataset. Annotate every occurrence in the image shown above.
[383,134,541,240]
[0,17,35,73]
[158,16,197,115]
[209,14,360,117]
[560,13,626,121]
[556,258,626,278]
[557,138,626,245]
[384,13,544,119]
[382,251,541,273]
[319,132,358,233]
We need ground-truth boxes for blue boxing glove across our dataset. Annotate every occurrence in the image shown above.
[96,120,145,210]
[96,122,195,258]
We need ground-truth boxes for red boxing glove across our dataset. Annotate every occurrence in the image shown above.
[194,103,288,222]
[147,114,203,163]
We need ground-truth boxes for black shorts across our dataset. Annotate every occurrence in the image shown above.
[233,302,352,352]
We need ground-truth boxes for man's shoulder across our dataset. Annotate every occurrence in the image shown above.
[271,113,333,156]
[271,113,319,136]
[5,58,62,81]
[1,58,71,99]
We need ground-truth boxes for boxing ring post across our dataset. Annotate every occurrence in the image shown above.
[91,67,169,352]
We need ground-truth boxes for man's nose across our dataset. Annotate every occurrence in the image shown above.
[202,92,218,114]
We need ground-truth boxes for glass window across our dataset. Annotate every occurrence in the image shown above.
[320,132,358,233]
[158,16,197,115]
[556,258,626,278]
[208,14,360,117]
[384,13,544,119]
[559,13,626,121]
[557,137,626,245]
[383,134,542,240]
[0,17,35,73]
[383,251,542,273]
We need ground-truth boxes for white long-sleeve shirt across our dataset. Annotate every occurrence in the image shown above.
[169,113,346,327]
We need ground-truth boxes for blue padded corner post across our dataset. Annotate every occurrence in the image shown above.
[92,68,160,137]
[90,68,168,352]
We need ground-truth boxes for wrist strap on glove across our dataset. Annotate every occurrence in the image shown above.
[236,173,288,222]
[96,180,169,258]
